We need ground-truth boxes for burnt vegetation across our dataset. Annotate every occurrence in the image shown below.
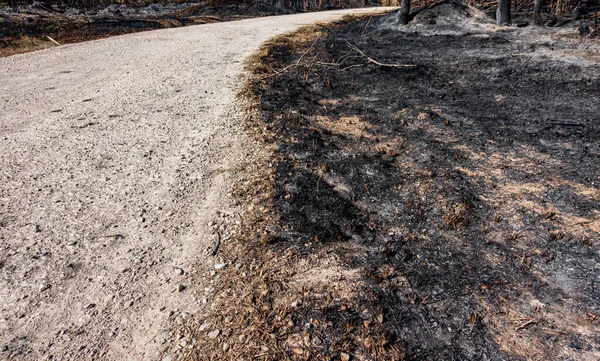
[2,0,600,57]
[0,0,365,56]
[167,10,600,361]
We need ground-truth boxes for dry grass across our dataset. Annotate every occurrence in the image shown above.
[0,36,57,57]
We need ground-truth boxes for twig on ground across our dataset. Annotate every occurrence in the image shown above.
[515,319,537,331]
[209,229,221,256]
[362,16,373,36]
[46,36,61,46]
[262,36,320,79]
[341,63,369,71]
[345,40,416,69]
[571,220,593,226]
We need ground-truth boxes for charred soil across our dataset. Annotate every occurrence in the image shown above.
[0,3,295,56]
[171,6,600,361]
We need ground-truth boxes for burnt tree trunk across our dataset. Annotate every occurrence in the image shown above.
[496,0,512,26]
[398,0,411,25]
[533,0,544,25]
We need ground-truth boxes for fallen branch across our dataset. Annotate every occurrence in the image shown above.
[262,36,320,79]
[345,40,416,69]
[36,3,68,17]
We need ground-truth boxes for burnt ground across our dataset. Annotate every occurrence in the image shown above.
[0,3,296,56]
[166,5,600,361]
[3,0,599,58]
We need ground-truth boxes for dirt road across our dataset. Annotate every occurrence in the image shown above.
[0,8,394,360]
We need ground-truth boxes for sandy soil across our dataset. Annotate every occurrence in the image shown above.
[0,7,395,360]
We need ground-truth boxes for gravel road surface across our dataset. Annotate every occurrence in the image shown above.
[0,7,394,360]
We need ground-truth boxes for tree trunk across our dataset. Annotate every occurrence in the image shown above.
[533,0,543,25]
[398,0,411,25]
[496,0,512,26]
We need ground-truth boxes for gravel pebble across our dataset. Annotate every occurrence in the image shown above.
[39,283,51,292]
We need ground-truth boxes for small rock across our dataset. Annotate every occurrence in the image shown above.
[222,343,230,352]
[235,263,243,269]
[178,284,186,292]
[207,330,220,339]
[340,352,350,361]
[210,270,216,276]
[214,263,227,270]
[84,303,96,309]
[1,345,8,352]
[174,268,184,275]
[159,306,166,312]
[39,283,51,292]
[199,322,211,331]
